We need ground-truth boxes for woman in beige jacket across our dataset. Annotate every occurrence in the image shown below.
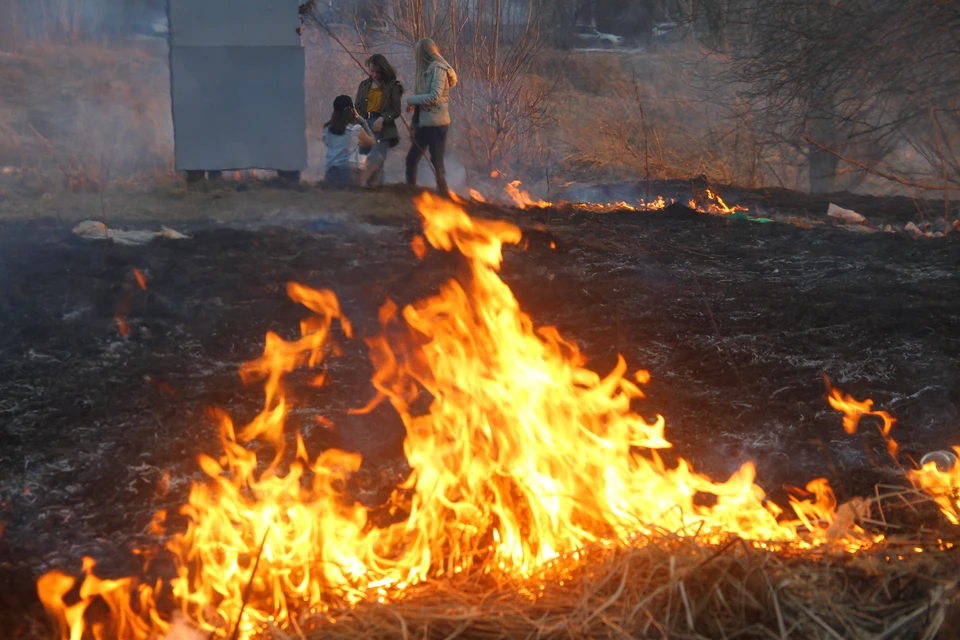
[405,38,458,195]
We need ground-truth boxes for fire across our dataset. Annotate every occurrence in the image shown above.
[704,189,748,215]
[502,180,550,209]
[410,234,428,259]
[115,315,130,337]
[134,268,148,291]
[826,382,960,523]
[639,195,667,210]
[911,451,960,524]
[44,195,935,640]
[469,177,746,216]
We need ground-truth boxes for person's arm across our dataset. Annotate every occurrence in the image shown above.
[406,67,447,107]
[354,116,377,146]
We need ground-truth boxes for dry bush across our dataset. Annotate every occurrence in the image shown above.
[541,47,765,188]
[0,41,173,193]
[730,0,960,195]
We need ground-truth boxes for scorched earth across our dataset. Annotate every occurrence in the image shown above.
[1,183,959,637]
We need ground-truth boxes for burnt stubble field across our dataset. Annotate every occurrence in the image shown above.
[2,186,960,635]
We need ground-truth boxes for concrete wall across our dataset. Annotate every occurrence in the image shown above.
[169,0,307,171]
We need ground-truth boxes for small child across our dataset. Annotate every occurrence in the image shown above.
[323,95,376,185]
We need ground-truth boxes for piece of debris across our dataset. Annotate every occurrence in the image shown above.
[904,221,922,236]
[920,450,958,472]
[72,221,190,245]
[827,203,866,224]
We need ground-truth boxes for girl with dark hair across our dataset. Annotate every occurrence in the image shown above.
[323,95,376,185]
[355,54,404,186]
[405,38,457,196]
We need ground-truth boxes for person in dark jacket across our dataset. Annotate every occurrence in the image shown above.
[355,54,403,186]
[405,38,457,196]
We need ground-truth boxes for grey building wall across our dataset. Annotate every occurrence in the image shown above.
[169,0,307,171]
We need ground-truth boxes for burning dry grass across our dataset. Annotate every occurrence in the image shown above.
[33,193,960,640]
[260,475,960,640]
[300,549,956,640]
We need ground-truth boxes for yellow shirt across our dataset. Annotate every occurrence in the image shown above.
[366,87,383,113]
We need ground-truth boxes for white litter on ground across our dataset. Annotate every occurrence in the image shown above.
[827,203,866,224]
[72,221,190,245]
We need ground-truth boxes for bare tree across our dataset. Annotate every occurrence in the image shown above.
[366,0,558,173]
[728,0,960,193]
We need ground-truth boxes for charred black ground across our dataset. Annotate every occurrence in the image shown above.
[1,183,960,636]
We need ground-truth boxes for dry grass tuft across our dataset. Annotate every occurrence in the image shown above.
[283,488,960,640]
[292,536,959,640]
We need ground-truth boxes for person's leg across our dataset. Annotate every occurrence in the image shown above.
[428,126,449,195]
[377,141,389,186]
[370,140,390,186]
[360,141,387,187]
[359,115,380,156]
[326,166,350,185]
[406,128,428,185]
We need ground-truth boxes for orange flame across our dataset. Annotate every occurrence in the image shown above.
[42,196,889,639]
[639,196,667,210]
[134,268,148,291]
[115,315,130,337]
[910,449,960,524]
[704,189,748,215]
[826,380,960,522]
[503,180,550,209]
[410,234,428,260]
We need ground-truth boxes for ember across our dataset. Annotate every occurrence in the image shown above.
[36,195,959,639]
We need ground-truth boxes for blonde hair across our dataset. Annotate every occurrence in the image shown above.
[414,38,451,93]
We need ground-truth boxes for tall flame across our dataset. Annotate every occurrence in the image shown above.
[42,195,890,639]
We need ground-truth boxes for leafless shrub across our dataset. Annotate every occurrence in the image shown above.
[306,0,558,178]
[728,0,960,195]
[543,46,765,187]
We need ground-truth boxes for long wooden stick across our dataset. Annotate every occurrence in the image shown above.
[227,529,271,640]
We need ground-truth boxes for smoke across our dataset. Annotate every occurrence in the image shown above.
[8,0,169,40]
[0,1,174,191]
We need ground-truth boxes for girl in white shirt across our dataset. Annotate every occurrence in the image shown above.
[323,95,376,185]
